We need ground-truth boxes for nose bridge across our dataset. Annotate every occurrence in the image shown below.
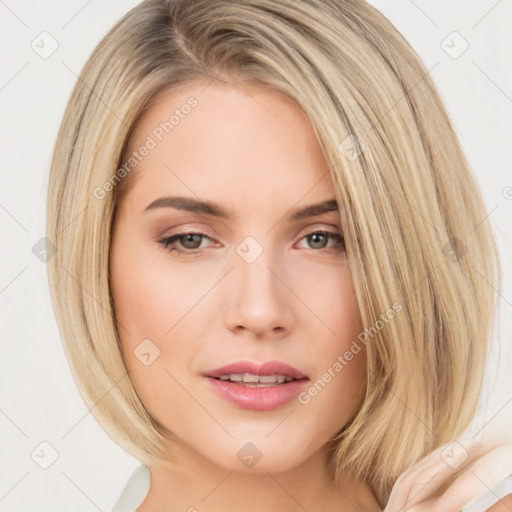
[237,244,278,299]
[224,235,294,336]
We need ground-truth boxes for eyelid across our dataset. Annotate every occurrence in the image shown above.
[158,225,342,242]
[296,222,343,236]
[155,231,217,253]
[156,228,345,257]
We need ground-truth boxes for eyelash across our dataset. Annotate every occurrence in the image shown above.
[156,230,345,256]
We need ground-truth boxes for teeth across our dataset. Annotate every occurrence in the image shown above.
[243,374,260,383]
[259,375,281,383]
[217,373,296,384]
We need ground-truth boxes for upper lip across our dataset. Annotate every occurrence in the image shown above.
[204,360,309,380]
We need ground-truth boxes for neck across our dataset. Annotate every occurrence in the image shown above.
[137,441,382,512]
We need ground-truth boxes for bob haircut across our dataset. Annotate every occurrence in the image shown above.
[46,0,500,505]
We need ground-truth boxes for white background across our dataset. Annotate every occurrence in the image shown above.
[1,1,511,510]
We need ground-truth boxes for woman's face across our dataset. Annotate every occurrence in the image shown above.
[110,80,367,473]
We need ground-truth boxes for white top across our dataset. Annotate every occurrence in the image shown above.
[111,465,151,512]
[110,464,511,512]
[461,474,512,512]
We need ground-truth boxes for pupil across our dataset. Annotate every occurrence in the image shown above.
[309,233,327,249]
[182,234,201,248]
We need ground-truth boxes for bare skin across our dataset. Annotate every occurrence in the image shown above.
[110,79,382,512]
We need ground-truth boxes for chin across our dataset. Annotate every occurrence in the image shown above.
[207,438,312,475]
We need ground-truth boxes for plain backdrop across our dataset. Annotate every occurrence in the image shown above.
[1,1,511,511]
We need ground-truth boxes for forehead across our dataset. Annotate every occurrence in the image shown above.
[121,80,335,214]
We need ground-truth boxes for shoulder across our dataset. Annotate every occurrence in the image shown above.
[111,465,151,512]
[486,494,512,511]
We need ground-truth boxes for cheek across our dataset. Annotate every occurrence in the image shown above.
[305,268,367,419]
[109,235,182,404]
[109,231,219,408]
[112,267,173,341]
[311,263,363,345]
[110,232,212,349]
[109,241,189,420]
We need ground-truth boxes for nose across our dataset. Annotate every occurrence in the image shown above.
[223,245,296,339]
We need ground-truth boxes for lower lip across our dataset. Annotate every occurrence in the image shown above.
[205,377,309,411]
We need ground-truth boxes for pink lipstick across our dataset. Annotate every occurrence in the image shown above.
[203,360,309,411]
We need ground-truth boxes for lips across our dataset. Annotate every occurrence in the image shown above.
[204,360,309,381]
[203,360,310,411]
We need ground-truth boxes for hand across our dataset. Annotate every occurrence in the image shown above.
[382,432,512,512]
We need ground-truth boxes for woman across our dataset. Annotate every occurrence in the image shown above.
[46,0,512,510]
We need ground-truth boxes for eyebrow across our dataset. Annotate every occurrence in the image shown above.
[143,195,340,221]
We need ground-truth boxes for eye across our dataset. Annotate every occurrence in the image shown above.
[156,232,214,255]
[156,230,345,256]
[297,231,345,252]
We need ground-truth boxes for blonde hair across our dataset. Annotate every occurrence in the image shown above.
[46,0,500,506]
